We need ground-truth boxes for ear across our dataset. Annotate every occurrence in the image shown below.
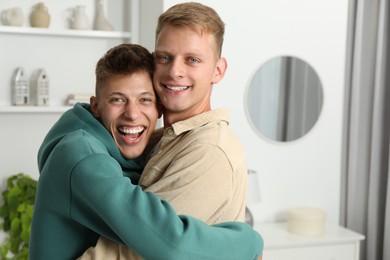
[90,96,100,117]
[212,57,227,84]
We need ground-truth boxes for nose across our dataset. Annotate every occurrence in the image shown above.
[168,58,185,78]
[123,101,140,120]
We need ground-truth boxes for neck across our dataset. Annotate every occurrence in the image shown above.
[163,106,211,128]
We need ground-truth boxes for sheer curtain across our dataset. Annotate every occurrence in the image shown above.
[341,0,390,259]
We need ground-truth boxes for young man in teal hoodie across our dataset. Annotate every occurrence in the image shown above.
[29,43,263,259]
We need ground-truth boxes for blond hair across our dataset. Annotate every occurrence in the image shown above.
[156,2,225,57]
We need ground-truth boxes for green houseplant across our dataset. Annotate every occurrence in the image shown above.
[0,173,37,260]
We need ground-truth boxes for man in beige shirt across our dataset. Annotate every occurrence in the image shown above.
[80,2,262,259]
[140,109,247,224]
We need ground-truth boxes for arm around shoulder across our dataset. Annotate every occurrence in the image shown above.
[213,221,264,259]
[70,155,263,259]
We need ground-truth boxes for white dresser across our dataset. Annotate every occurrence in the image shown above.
[254,222,364,260]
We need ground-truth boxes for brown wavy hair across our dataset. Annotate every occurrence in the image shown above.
[95,43,154,94]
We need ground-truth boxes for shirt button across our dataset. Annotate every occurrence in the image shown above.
[167,129,174,135]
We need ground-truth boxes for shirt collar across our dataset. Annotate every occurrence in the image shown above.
[170,109,230,135]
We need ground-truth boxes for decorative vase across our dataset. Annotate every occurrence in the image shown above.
[30,2,50,28]
[1,7,24,27]
[93,0,113,31]
[64,5,89,30]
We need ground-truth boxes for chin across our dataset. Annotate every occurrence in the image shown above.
[123,153,141,160]
[119,148,142,160]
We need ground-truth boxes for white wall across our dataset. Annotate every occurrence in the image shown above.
[0,114,60,181]
[0,0,350,226]
[212,0,349,225]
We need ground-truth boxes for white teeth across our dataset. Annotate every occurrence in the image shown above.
[166,85,189,91]
[119,126,144,134]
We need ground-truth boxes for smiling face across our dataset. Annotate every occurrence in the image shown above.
[90,71,159,159]
[153,25,227,125]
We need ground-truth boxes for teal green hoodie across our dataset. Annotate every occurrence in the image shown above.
[29,103,263,259]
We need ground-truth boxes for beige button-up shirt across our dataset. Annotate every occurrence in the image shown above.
[141,108,247,224]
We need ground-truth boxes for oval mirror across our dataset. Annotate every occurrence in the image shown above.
[245,56,323,142]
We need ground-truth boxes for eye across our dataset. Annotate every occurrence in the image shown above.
[140,98,152,103]
[187,57,201,65]
[155,54,170,64]
[140,96,156,104]
[109,97,126,104]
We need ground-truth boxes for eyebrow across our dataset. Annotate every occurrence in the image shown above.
[139,92,156,97]
[155,49,206,60]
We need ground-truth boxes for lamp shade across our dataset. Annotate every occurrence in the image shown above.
[247,169,261,205]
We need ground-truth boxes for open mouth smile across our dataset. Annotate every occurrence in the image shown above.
[118,126,145,141]
[165,85,190,91]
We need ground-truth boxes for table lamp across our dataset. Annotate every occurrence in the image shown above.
[245,169,261,226]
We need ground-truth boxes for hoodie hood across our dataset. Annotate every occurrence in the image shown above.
[38,103,143,174]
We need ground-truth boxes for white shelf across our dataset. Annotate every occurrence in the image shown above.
[0,26,131,39]
[0,106,71,114]
[0,0,136,114]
